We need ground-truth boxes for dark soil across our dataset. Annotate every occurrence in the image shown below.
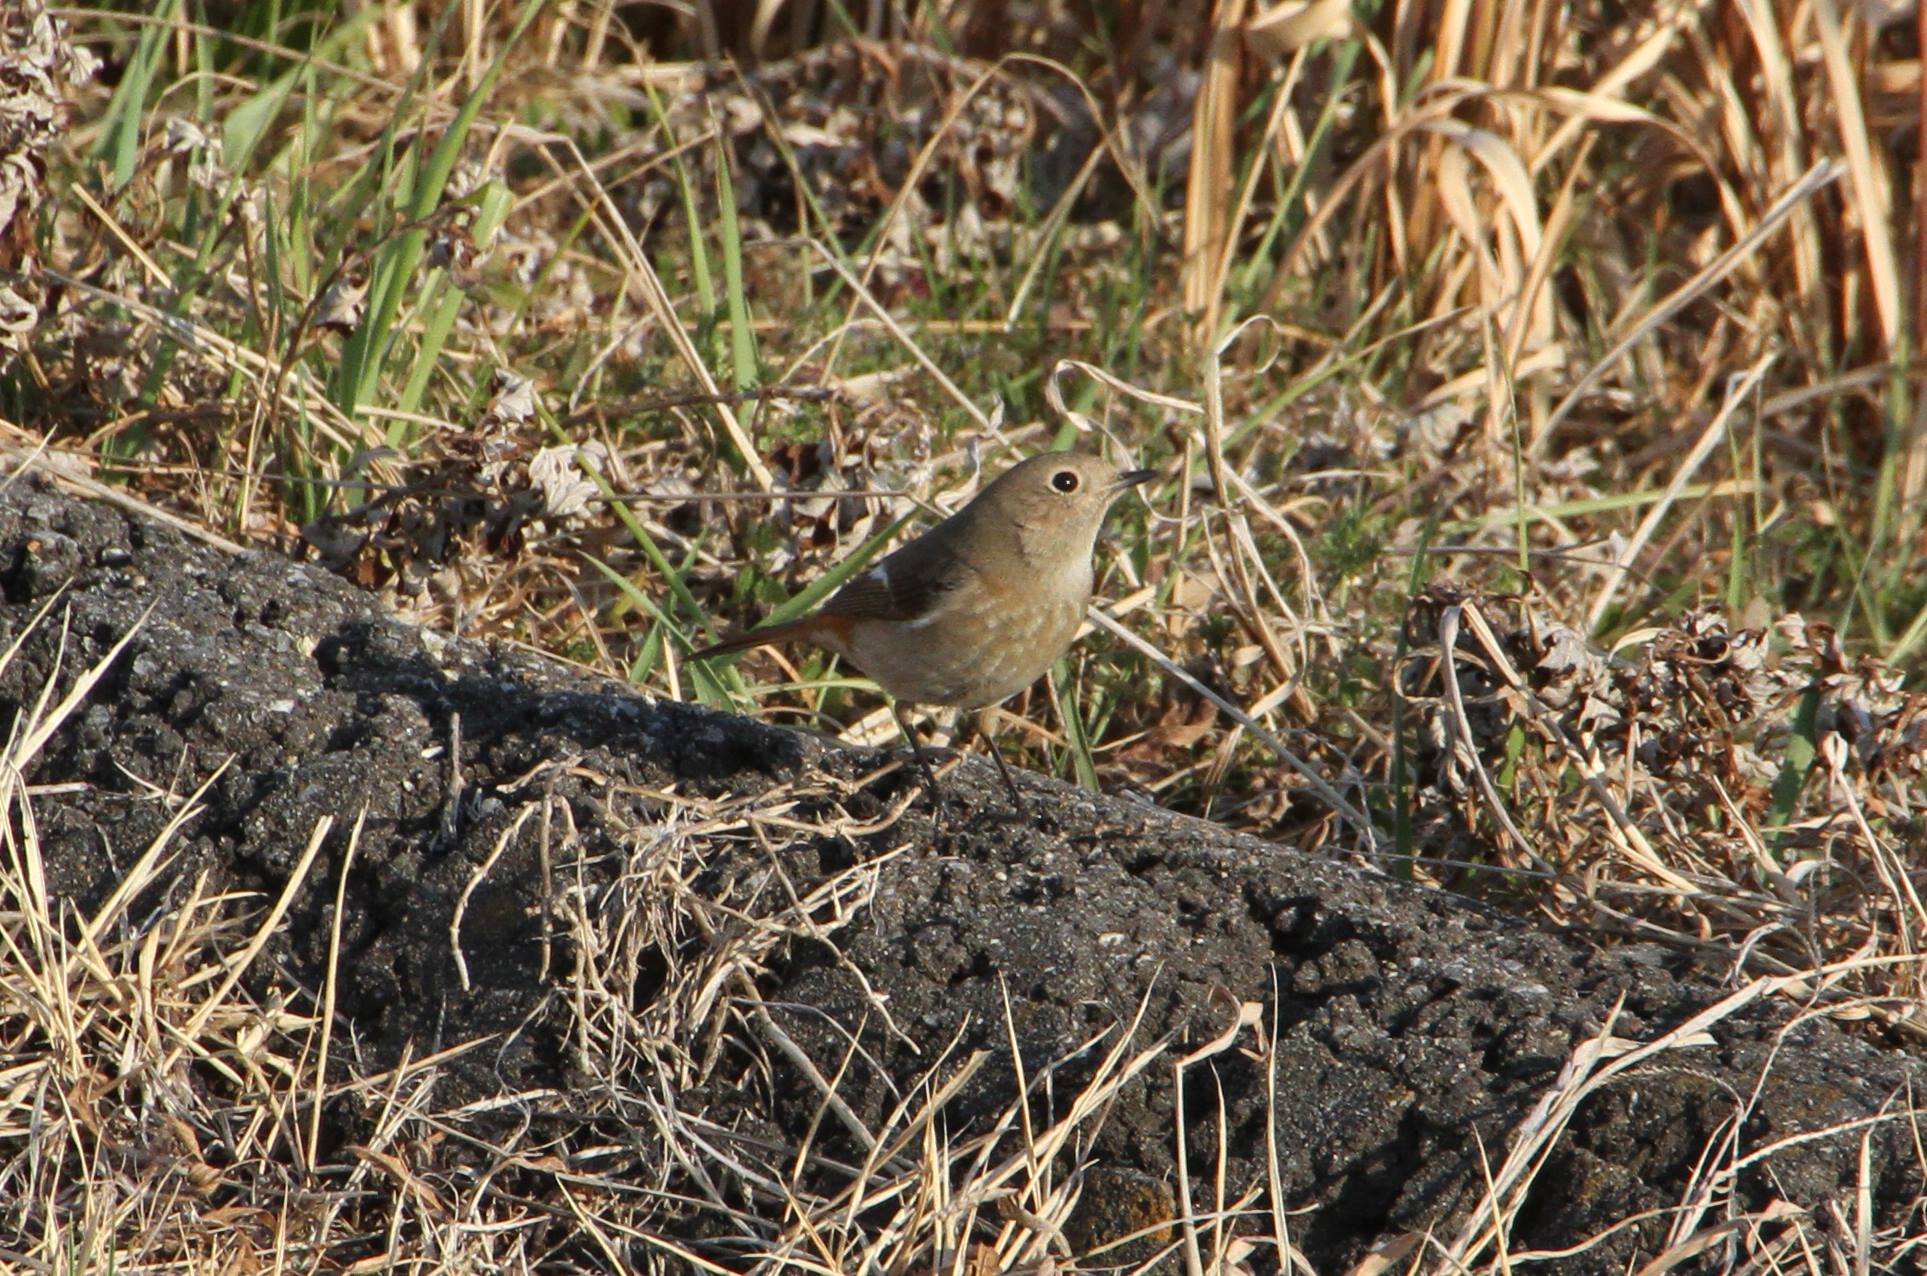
[3,468,1919,1273]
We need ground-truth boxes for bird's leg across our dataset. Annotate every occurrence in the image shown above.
[889,701,948,821]
[972,707,1028,813]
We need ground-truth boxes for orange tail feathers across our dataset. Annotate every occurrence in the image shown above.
[689,616,825,661]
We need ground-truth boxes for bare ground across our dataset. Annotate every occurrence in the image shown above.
[4,463,1921,1272]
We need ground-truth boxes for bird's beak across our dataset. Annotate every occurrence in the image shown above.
[1113,468,1156,490]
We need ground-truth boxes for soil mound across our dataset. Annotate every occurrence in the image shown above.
[2,469,1918,1273]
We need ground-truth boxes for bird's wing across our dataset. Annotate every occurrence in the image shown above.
[818,530,975,624]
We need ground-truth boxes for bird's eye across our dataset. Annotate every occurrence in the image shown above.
[1051,470,1080,493]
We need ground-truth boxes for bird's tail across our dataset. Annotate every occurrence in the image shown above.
[688,617,817,661]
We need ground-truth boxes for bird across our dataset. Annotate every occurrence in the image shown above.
[690,450,1154,811]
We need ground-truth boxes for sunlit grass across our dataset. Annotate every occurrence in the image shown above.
[7,0,1926,1269]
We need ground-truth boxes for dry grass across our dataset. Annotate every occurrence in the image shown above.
[4,684,1916,1272]
[3,0,1925,1268]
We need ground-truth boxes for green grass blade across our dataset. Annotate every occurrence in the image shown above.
[713,134,757,391]
[1766,687,1820,861]
[396,181,514,416]
[644,82,714,317]
[94,0,179,189]
[1056,660,1100,791]
[337,0,542,423]
[584,555,738,711]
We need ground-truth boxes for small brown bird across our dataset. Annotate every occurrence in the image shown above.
[691,451,1153,808]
